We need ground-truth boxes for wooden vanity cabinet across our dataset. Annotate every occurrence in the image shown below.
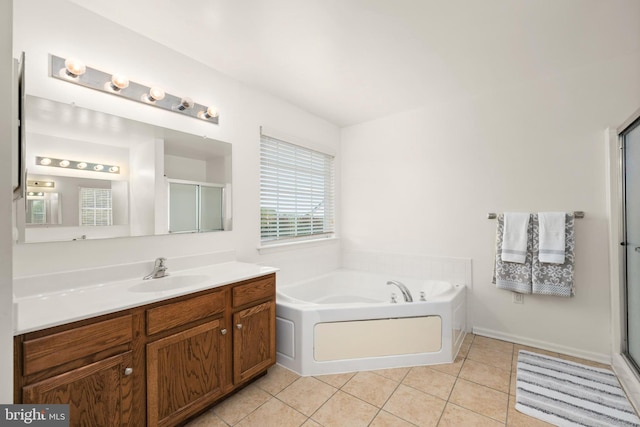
[14,273,276,427]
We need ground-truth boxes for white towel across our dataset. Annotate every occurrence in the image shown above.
[538,212,566,264]
[502,213,530,264]
[533,213,575,296]
[493,214,533,294]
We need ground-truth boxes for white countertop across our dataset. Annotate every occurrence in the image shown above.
[14,261,278,335]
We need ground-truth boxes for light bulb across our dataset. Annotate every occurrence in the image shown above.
[199,106,219,120]
[28,192,34,196]
[44,182,52,187]
[59,160,70,167]
[40,158,52,166]
[93,164,104,171]
[37,192,44,197]
[77,162,87,169]
[110,74,129,91]
[207,106,219,117]
[64,58,86,77]
[147,87,165,102]
[109,166,119,173]
[177,97,193,110]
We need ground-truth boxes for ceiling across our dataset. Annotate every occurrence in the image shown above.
[68,0,639,127]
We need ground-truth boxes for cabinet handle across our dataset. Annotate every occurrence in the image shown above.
[221,328,227,335]
[236,324,243,330]
[124,367,133,376]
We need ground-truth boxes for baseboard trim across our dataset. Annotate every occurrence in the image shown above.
[472,327,611,365]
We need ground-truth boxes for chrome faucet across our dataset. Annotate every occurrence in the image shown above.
[144,257,168,280]
[387,280,413,302]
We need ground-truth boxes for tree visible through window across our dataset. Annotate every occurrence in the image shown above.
[260,133,335,243]
[80,187,113,226]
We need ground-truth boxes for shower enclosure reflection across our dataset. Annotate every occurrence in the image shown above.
[168,181,225,233]
[19,96,232,243]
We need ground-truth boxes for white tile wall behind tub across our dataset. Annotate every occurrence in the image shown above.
[343,249,472,288]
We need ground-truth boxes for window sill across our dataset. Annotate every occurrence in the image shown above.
[257,236,340,254]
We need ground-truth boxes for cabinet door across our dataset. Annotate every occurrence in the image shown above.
[23,351,133,427]
[146,319,226,427]
[233,300,276,384]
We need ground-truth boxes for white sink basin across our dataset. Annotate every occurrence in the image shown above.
[128,275,211,292]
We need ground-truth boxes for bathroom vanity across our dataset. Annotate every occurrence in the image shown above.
[13,265,276,427]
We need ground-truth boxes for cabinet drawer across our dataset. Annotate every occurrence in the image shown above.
[232,275,275,308]
[146,290,225,335]
[23,315,133,376]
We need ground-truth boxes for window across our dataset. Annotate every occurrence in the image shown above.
[80,187,113,226]
[260,133,335,243]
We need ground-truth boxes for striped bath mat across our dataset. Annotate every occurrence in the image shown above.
[516,350,640,426]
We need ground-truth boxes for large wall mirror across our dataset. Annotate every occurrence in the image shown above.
[18,96,232,243]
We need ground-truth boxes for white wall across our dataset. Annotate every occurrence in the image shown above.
[206,156,228,184]
[341,47,640,360]
[1,0,13,403]
[128,138,157,236]
[12,0,341,283]
[164,155,207,182]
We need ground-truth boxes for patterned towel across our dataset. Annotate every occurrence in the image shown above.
[532,213,575,296]
[493,214,533,294]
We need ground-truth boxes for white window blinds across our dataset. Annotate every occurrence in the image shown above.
[80,187,113,226]
[260,134,335,243]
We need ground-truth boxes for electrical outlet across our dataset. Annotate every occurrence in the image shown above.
[512,292,524,304]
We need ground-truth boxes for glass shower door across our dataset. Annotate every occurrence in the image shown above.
[623,118,640,370]
[168,182,199,233]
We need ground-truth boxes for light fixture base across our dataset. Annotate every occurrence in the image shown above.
[50,54,219,125]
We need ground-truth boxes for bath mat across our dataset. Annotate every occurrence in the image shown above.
[516,350,640,426]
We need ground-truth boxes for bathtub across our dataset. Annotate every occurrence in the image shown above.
[275,269,467,376]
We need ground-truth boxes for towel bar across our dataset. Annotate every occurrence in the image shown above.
[487,211,584,220]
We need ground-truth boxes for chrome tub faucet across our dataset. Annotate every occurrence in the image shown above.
[387,280,413,302]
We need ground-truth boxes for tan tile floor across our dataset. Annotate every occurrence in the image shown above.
[185,334,617,426]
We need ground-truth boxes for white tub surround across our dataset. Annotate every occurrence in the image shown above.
[276,269,467,376]
[13,252,278,334]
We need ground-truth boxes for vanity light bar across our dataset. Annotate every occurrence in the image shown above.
[49,54,219,125]
[36,156,120,174]
[27,180,55,188]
